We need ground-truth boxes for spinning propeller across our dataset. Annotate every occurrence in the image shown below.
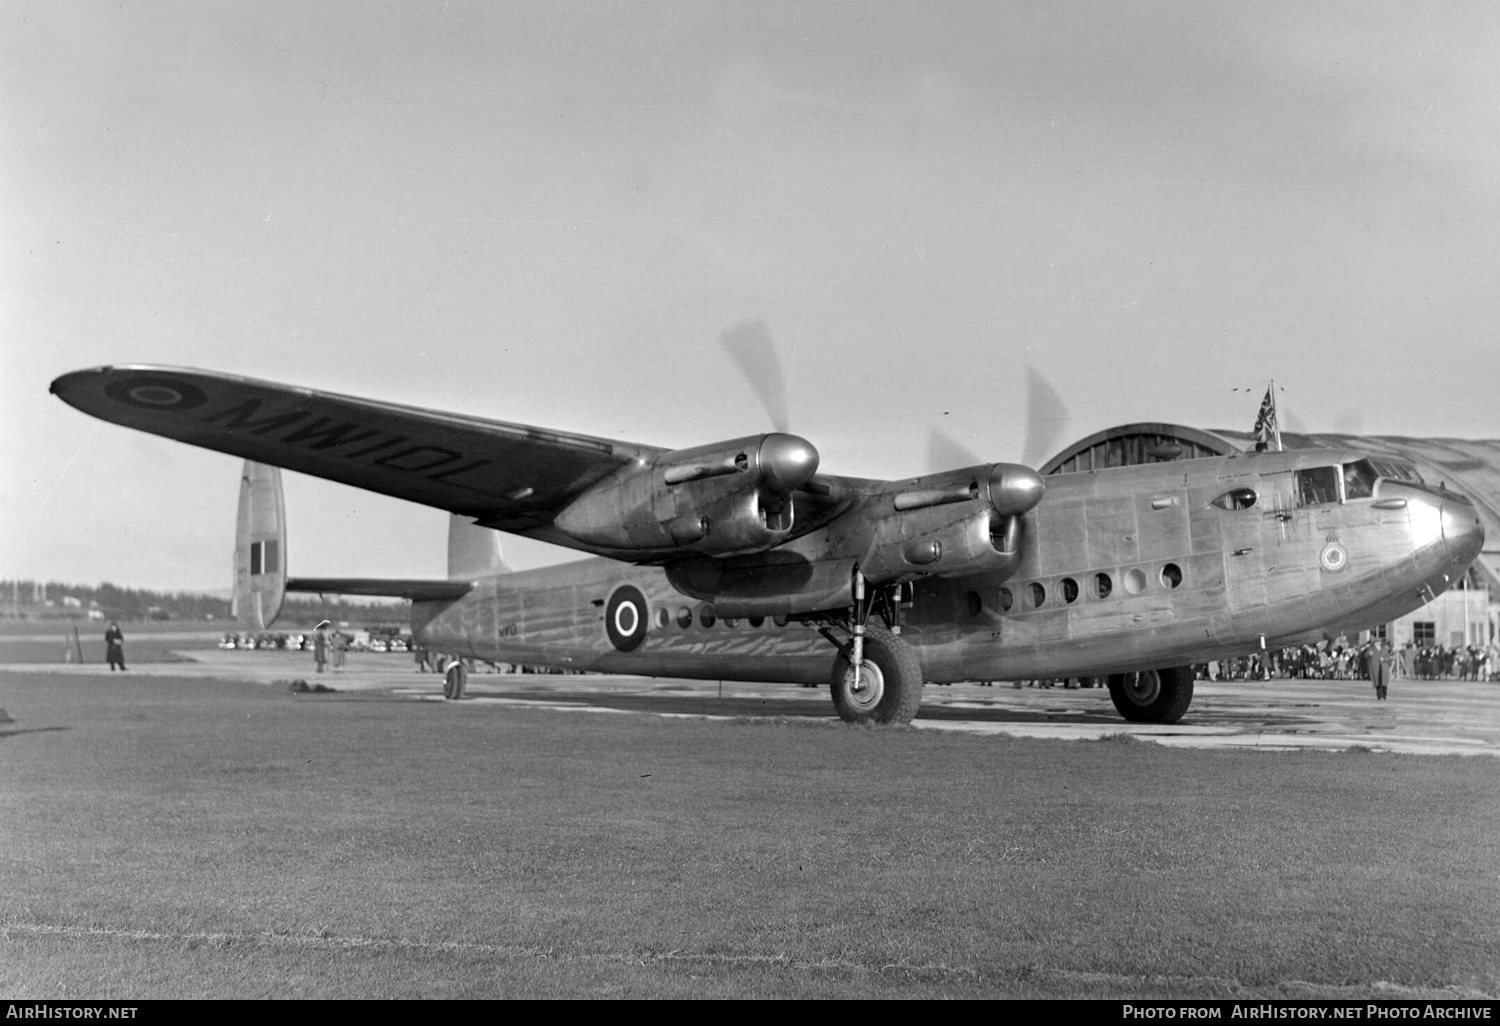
[720,319,792,434]
[719,318,1067,475]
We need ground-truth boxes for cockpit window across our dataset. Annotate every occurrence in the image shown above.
[1294,466,1341,507]
[1368,458,1423,484]
[1210,487,1258,510]
[1342,460,1378,500]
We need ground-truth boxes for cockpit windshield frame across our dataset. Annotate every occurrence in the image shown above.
[1366,457,1424,485]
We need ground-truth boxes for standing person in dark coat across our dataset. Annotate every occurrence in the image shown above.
[312,620,330,674]
[1371,639,1392,701]
[104,621,126,671]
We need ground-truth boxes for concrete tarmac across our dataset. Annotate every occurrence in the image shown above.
[6,647,1500,757]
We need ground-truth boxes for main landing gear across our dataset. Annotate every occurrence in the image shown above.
[819,566,923,726]
[442,659,468,701]
[830,626,923,725]
[1106,665,1193,724]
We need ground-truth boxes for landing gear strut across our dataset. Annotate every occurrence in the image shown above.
[1106,665,1193,723]
[822,566,923,725]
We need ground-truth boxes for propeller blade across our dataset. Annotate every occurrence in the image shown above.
[720,319,789,433]
[1020,364,1069,469]
[926,427,984,473]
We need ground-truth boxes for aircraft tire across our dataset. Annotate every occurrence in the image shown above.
[1107,665,1193,723]
[829,627,924,725]
[443,660,468,701]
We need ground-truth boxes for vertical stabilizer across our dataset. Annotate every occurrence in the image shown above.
[232,461,288,629]
[448,514,510,580]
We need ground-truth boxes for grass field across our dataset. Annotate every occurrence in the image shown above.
[2,671,1498,999]
[0,620,223,665]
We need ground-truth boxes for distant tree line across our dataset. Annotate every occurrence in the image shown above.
[280,595,410,627]
[1,579,406,624]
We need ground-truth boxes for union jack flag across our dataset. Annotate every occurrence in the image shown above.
[1252,385,1280,451]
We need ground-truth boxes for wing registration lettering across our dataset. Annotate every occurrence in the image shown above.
[201,398,308,436]
[50,365,658,535]
[277,417,383,451]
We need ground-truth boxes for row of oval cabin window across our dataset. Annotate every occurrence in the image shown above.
[994,562,1183,614]
[656,608,788,630]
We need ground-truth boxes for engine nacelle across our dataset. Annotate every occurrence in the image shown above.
[554,433,819,557]
[858,463,1043,584]
[860,504,1025,583]
[661,461,1042,615]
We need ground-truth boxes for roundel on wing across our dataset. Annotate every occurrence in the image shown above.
[104,375,208,412]
[604,585,650,652]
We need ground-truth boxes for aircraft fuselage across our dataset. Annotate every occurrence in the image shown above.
[413,448,1483,686]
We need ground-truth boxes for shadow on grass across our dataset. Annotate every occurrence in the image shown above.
[0,726,71,741]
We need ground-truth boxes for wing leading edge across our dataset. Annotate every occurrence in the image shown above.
[50,365,664,540]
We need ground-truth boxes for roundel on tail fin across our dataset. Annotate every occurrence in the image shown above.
[604,585,649,652]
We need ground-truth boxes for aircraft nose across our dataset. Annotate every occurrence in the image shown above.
[1442,495,1485,564]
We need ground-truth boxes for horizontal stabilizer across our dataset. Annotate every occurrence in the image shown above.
[286,577,473,602]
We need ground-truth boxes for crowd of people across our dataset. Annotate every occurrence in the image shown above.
[1195,640,1500,683]
[984,637,1500,690]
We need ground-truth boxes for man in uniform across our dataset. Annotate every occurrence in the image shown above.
[312,620,330,673]
[104,621,126,671]
[1370,638,1393,701]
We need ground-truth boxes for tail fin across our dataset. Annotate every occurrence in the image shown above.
[232,461,288,629]
[448,514,510,580]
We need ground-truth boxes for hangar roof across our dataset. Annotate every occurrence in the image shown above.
[1041,424,1500,591]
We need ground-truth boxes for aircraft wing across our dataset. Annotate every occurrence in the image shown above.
[50,365,666,536]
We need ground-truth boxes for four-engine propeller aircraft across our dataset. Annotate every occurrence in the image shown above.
[51,365,1484,725]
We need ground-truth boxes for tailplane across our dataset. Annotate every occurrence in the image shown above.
[231,462,486,624]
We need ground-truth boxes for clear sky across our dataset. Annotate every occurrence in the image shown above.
[4,2,1498,592]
